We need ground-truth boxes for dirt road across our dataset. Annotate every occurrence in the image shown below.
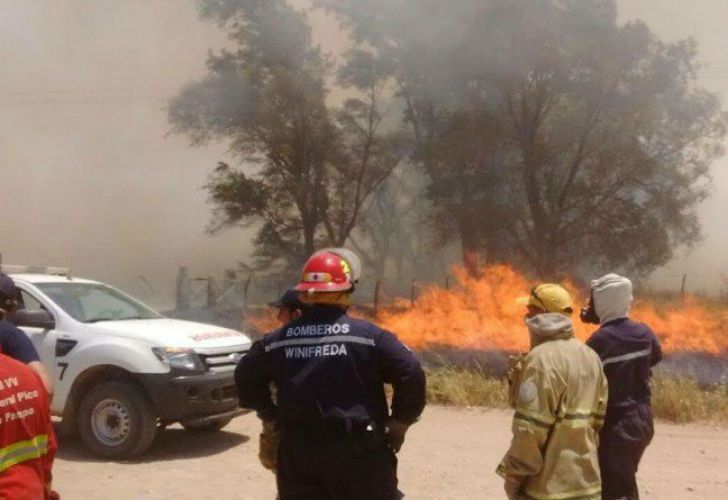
[53,407,728,499]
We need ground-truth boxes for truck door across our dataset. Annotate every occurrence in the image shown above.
[16,288,71,410]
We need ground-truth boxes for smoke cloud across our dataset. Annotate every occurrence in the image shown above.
[618,0,728,294]
[0,0,726,309]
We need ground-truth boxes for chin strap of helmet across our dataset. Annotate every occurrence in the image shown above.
[299,291,352,308]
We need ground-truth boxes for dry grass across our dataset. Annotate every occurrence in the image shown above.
[425,367,728,424]
[426,366,509,408]
[650,376,728,424]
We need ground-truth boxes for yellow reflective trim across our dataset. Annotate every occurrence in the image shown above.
[514,408,556,426]
[514,412,552,429]
[0,434,49,473]
[515,406,604,430]
[524,483,601,500]
[0,434,48,457]
[339,259,351,277]
[554,409,605,427]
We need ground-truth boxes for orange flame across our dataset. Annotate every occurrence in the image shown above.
[631,297,728,353]
[377,265,728,354]
[378,265,539,352]
[244,265,728,354]
[247,308,281,334]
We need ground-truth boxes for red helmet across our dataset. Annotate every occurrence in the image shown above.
[294,248,361,293]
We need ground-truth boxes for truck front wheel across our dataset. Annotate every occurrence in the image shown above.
[78,381,157,459]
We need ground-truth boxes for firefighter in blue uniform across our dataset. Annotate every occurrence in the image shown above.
[582,273,663,500]
[0,273,53,394]
[268,289,307,326]
[235,248,426,500]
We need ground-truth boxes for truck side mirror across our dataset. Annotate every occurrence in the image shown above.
[13,310,56,330]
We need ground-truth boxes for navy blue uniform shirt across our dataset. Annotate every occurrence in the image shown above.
[586,318,662,410]
[0,319,41,364]
[235,305,426,428]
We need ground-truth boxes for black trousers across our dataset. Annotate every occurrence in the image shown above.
[277,429,399,500]
[599,404,654,500]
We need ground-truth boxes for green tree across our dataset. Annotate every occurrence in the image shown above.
[322,49,408,247]
[169,0,335,270]
[321,0,727,277]
[169,0,403,272]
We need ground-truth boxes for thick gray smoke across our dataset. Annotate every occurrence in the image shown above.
[0,0,726,310]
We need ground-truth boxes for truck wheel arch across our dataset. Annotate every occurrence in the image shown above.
[62,365,155,433]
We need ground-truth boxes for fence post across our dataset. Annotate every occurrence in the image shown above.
[445,275,450,290]
[175,267,191,311]
[223,268,237,290]
[242,274,254,317]
[207,276,220,307]
[410,279,416,307]
[680,273,687,297]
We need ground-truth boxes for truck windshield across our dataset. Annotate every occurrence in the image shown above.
[35,282,162,323]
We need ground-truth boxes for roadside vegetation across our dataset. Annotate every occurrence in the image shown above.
[426,366,509,408]
[650,376,728,423]
[425,366,728,424]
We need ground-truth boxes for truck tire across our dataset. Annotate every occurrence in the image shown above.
[181,417,233,433]
[77,381,157,459]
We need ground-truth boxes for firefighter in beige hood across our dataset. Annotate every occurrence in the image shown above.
[497,284,608,500]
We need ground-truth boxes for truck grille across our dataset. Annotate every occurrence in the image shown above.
[198,348,249,374]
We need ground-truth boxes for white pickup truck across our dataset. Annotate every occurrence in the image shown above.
[6,267,251,459]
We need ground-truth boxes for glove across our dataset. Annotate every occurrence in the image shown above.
[385,418,409,453]
[503,475,524,500]
[258,419,280,471]
[506,353,526,409]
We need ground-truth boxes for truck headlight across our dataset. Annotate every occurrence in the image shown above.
[152,347,205,374]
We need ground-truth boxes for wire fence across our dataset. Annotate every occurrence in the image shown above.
[173,266,728,318]
[172,266,454,316]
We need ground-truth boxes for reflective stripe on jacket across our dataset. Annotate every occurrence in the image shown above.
[0,434,49,473]
[498,313,608,500]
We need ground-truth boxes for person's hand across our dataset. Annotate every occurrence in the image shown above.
[506,354,526,408]
[46,482,60,500]
[503,475,523,500]
[258,419,280,471]
[386,419,409,453]
[28,361,54,396]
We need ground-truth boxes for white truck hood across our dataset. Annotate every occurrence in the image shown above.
[85,318,251,351]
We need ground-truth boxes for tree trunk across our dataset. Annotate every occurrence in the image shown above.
[534,244,559,280]
[302,220,316,258]
[460,226,482,278]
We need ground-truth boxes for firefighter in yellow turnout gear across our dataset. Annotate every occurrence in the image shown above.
[498,284,608,500]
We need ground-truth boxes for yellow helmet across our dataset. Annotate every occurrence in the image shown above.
[517,283,573,316]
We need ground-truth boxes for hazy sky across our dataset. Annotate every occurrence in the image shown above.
[0,0,726,307]
[618,0,728,294]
